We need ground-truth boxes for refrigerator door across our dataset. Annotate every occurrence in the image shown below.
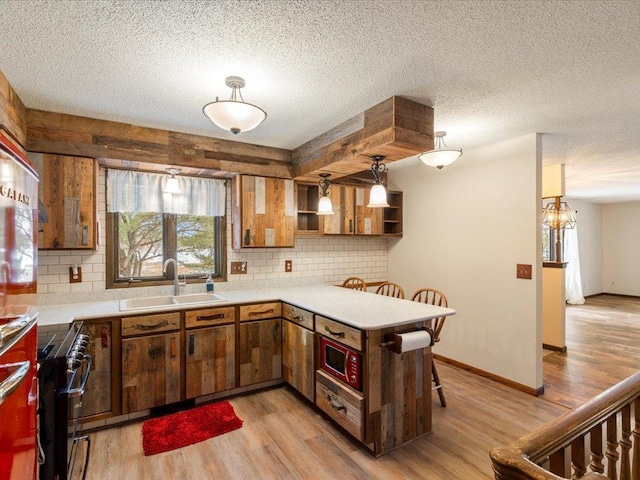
[0,132,38,480]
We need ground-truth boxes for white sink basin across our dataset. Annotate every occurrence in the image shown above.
[119,293,225,311]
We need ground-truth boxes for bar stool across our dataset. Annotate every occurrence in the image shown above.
[375,281,404,299]
[341,277,367,291]
[411,288,448,407]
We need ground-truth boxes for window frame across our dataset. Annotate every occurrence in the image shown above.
[106,212,226,289]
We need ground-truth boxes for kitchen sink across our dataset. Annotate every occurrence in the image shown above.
[119,293,226,311]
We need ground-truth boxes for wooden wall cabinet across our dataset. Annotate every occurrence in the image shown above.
[322,185,356,235]
[232,175,295,248]
[185,306,236,398]
[121,312,182,414]
[35,154,98,249]
[355,187,383,235]
[383,191,403,236]
[282,303,315,401]
[295,183,321,236]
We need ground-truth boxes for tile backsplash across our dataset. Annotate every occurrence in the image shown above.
[37,168,390,305]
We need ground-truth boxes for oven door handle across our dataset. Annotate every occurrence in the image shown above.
[67,354,92,398]
[0,360,30,406]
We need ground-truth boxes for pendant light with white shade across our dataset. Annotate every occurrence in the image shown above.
[316,173,334,215]
[418,131,462,169]
[164,168,181,194]
[367,155,389,208]
[202,76,267,135]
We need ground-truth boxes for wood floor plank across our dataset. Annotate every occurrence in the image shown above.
[84,295,640,479]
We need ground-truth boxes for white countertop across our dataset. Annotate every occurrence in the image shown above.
[37,285,455,330]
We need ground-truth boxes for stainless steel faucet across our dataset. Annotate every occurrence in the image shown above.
[162,258,184,296]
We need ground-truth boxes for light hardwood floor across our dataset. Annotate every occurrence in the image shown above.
[83,295,640,480]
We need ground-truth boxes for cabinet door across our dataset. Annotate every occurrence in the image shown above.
[233,175,295,248]
[282,320,315,401]
[122,332,181,413]
[239,319,282,386]
[323,186,355,235]
[81,321,113,418]
[185,325,235,398]
[355,187,383,235]
[36,154,97,249]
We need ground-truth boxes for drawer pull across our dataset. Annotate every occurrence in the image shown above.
[292,315,303,323]
[324,325,345,339]
[133,320,169,331]
[327,393,346,412]
[189,334,195,355]
[249,308,275,316]
[196,313,225,321]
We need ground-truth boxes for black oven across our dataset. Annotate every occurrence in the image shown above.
[39,322,92,480]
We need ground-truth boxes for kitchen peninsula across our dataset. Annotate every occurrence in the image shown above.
[39,285,455,456]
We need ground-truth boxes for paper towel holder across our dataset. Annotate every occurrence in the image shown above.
[380,327,435,354]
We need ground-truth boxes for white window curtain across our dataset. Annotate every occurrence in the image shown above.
[564,226,585,305]
[106,169,226,216]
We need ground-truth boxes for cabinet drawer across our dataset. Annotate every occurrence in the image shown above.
[316,370,364,441]
[240,302,282,322]
[315,315,363,351]
[282,303,314,330]
[185,306,235,329]
[121,312,181,337]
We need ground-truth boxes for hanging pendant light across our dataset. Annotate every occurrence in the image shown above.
[542,200,576,230]
[317,173,334,215]
[418,131,462,169]
[164,168,181,194]
[367,155,389,208]
[202,76,267,135]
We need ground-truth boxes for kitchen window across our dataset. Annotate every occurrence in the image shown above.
[105,169,226,287]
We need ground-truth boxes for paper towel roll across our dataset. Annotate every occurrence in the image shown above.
[397,330,432,353]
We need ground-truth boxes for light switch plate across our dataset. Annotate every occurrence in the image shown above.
[516,264,532,279]
[231,261,247,274]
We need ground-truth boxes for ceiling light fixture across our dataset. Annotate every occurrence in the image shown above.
[367,155,389,208]
[164,168,181,194]
[542,200,576,230]
[317,173,334,215]
[418,131,462,169]
[202,76,267,135]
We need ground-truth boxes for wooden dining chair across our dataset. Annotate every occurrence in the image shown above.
[411,287,448,407]
[375,281,405,299]
[341,276,367,291]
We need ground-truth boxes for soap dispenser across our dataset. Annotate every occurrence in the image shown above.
[206,274,214,293]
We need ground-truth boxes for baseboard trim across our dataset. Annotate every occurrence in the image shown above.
[433,354,544,396]
[543,343,567,353]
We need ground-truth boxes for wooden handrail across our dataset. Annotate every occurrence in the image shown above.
[490,371,640,479]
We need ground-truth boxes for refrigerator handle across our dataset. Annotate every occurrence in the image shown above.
[0,314,37,351]
[0,360,31,406]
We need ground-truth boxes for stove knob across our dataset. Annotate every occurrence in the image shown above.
[67,357,82,371]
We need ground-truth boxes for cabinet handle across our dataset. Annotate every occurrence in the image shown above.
[327,393,346,412]
[292,315,303,323]
[324,325,345,339]
[249,308,275,317]
[101,326,109,348]
[273,323,279,340]
[196,313,225,321]
[244,229,251,246]
[349,219,353,233]
[170,336,177,357]
[133,320,169,331]
[189,334,195,355]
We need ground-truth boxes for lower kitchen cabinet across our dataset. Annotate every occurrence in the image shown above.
[79,320,114,418]
[185,325,235,398]
[121,331,181,413]
[239,319,282,387]
[282,320,315,401]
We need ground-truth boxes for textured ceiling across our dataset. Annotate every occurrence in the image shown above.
[1,0,639,203]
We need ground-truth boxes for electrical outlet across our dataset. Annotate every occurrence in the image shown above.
[516,264,532,280]
[231,261,247,274]
[285,260,292,272]
[69,266,82,283]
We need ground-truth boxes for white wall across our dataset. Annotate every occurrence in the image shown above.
[603,201,640,296]
[37,168,389,305]
[565,199,603,296]
[388,134,542,390]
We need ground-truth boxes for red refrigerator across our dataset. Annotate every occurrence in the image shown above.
[0,130,39,480]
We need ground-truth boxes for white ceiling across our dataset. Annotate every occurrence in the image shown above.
[1,0,639,203]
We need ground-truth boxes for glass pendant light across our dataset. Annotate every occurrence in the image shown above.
[164,168,181,194]
[367,155,389,208]
[317,173,334,215]
[418,131,462,169]
[202,76,267,135]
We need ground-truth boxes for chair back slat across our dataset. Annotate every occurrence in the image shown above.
[411,288,448,342]
[342,277,367,291]
[375,282,404,299]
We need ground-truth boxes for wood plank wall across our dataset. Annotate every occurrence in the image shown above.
[0,69,27,148]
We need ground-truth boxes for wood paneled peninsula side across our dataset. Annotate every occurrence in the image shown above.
[38,285,455,457]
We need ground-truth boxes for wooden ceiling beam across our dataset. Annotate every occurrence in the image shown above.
[292,96,434,183]
[26,109,293,178]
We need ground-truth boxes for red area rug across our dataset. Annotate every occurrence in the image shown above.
[142,401,243,456]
